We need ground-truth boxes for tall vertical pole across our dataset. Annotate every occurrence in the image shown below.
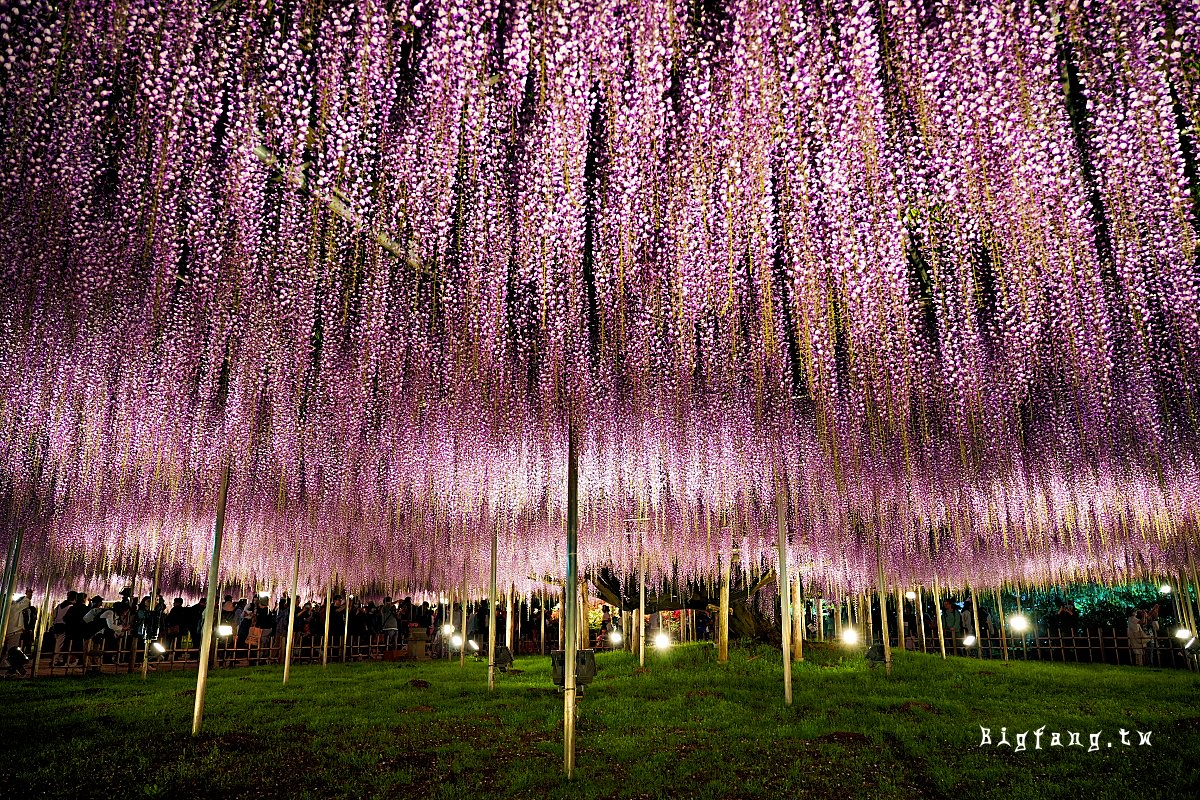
[192,462,230,737]
[894,586,905,649]
[506,586,514,650]
[876,558,892,674]
[540,588,546,656]
[717,556,730,663]
[282,546,300,686]
[563,417,579,778]
[792,580,805,662]
[994,587,1008,662]
[460,559,468,669]
[917,586,928,652]
[30,573,52,678]
[933,576,946,659]
[969,584,982,659]
[774,468,793,705]
[487,518,498,691]
[0,526,25,651]
[321,584,332,668]
[638,543,646,667]
[141,557,162,681]
[342,587,351,663]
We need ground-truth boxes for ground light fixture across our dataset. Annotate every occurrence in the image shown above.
[608,631,623,646]
[653,632,670,650]
[1176,628,1192,640]
[216,625,234,637]
[151,641,167,654]
[441,623,454,636]
[257,591,269,598]
[904,591,916,601]
[962,634,978,647]
[1008,614,1030,633]
[1159,584,1172,594]
[468,640,479,651]
[450,634,463,648]
[841,628,859,645]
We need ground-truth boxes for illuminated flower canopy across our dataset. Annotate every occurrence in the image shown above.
[0,0,1197,598]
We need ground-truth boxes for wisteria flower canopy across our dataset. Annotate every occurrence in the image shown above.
[0,0,1197,598]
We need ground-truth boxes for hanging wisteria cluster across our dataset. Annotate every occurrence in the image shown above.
[0,0,1198,600]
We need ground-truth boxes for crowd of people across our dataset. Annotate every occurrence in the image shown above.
[2,587,571,676]
[3,585,1190,676]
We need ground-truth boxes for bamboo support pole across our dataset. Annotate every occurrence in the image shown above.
[917,587,927,652]
[321,585,332,668]
[488,520,498,692]
[639,545,647,667]
[994,587,1008,661]
[282,546,301,686]
[775,474,793,704]
[141,559,162,681]
[563,417,579,778]
[0,526,25,651]
[717,556,730,663]
[969,585,982,659]
[30,573,52,678]
[933,577,946,659]
[192,462,230,736]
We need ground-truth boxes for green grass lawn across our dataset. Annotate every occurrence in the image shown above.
[1,643,1197,799]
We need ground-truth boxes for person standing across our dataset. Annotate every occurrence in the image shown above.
[941,599,963,653]
[1127,608,1149,666]
[52,591,75,666]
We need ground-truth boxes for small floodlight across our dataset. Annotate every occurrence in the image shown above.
[1185,637,1199,654]
[841,628,859,645]
[609,631,623,645]
[1176,628,1192,640]
[1159,584,1172,595]
[450,634,463,648]
[11,592,25,601]
[468,640,480,651]
[441,623,455,636]
[151,641,166,654]
[1009,614,1029,633]
[654,632,671,650]
[257,591,270,598]
[904,591,916,601]
[217,624,233,637]
[963,634,978,647]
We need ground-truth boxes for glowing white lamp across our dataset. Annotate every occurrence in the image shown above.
[609,631,623,645]
[1008,614,1029,633]
[216,624,233,637]
[450,634,463,648]
[441,623,455,636]
[963,634,978,647]
[841,628,859,645]
[904,591,917,601]
[654,632,671,650]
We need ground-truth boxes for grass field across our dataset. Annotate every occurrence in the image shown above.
[1,643,1197,800]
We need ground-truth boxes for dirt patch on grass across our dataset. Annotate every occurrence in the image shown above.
[686,689,723,699]
[175,689,195,697]
[894,700,934,713]
[407,679,430,688]
[271,698,297,706]
[400,705,434,713]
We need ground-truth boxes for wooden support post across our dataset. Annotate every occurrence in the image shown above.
[141,558,162,681]
[994,587,1008,662]
[775,473,793,704]
[192,462,230,736]
[321,585,332,669]
[969,585,982,659]
[917,587,927,653]
[876,565,892,674]
[342,587,351,663]
[0,526,25,651]
[563,417,579,778]
[506,586,514,650]
[282,546,300,686]
[30,573,52,678]
[488,520,498,692]
[933,577,946,660]
[717,556,729,663]
[540,588,546,656]
[639,545,647,667]
[461,560,468,669]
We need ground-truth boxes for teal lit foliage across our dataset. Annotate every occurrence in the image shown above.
[1020,583,1187,630]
